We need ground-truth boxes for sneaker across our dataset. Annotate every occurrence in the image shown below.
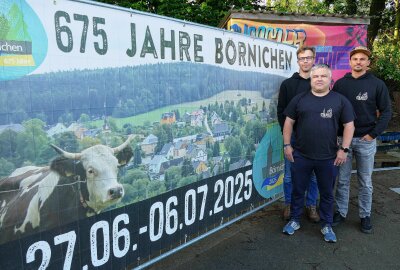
[306,206,320,223]
[321,225,337,243]
[282,204,291,221]
[332,211,345,227]
[361,216,373,234]
[283,220,300,235]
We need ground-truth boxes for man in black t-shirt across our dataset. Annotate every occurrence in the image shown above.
[282,64,355,243]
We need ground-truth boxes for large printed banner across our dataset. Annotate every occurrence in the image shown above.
[0,0,296,269]
[227,19,368,82]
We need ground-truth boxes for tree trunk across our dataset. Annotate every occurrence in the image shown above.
[368,0,386,48]
[395,0,400,42]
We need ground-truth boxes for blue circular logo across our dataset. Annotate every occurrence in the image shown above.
[252,122,284,199]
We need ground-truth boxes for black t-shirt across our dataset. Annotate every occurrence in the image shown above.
[284,91,355,160]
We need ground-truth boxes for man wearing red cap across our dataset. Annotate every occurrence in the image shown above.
[332,46,392,233]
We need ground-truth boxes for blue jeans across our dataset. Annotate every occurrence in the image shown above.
[284,156,319,206]
[335,137,376,218]
[290,152,337,226]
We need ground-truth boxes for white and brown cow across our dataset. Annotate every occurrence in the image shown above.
[0,135,133,244]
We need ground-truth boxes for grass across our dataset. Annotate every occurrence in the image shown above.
[91,90,268,129]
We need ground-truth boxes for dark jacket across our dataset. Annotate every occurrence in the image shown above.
[277,72,311,131]
[332,72,392,138]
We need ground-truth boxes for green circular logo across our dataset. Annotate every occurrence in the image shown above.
[0,0,47,81]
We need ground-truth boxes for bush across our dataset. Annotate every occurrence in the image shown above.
[372,38,400,97]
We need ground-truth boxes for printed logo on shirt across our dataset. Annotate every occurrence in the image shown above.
[320,108,333,118]
[356,92,368,101]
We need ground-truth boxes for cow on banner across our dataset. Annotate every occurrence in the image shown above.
[0,135,133,244]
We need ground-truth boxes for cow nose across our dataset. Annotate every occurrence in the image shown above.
[109,186,123,199]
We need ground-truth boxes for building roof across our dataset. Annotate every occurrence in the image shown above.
[212,122,231,134]
[229,159,251,171]
[219,10,370,28]
[142,134,158,145]
[47,123,68,137]
[159,143,173,155]
[0,124,24,134]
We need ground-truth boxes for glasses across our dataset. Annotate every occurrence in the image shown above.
[298,56,314,62]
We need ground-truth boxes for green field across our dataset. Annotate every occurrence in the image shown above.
[92,90,268,128]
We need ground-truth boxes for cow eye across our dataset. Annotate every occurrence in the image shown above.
[87,168,95,174]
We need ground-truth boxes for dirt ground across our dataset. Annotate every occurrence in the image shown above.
[148,170,400,270]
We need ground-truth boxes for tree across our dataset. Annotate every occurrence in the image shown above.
[226,137,242,163]
[368,0,387,48]
[147,180,166,197]
[395,0,400,42]
[53,132,79,152]
[133,145,142,167]
[120,169,149,185]
[0,158,15,178]
[165,166,182,190]
[177,175,197,187]
[212,141,220,157]
[130,178,150,201]
[0,130,18,160]
[78,113,90,124]
[97,0,262,27]
[16,119,49,165]
[79,136,101,150]
[181,158,194,177]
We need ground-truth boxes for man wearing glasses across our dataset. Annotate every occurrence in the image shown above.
[282,64,355,242]
[332,46,392,233]
[277,46,320,223]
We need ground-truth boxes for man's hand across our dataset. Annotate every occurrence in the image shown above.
[334,150,348,166]
[284,145,294,162]
[361,134,374,141]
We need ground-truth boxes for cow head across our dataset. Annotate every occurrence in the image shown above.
[50,135,133,213]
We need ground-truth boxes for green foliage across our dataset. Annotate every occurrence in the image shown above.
[16,119,50,165]
[133,146,142,167]
[181,159,194,177]
[224,136,243,163]
[97,0,261,27]
[154,124,173,153]
[0,130,19,160]
[120,168,149,184]
[147,180,166,197]
[372,37,400,93]
[177,175,197,187]
[53,132,79,152]
[212,141,220,157]
[0,14,10,39]
[165,165,182,189]
[0,157,15,177]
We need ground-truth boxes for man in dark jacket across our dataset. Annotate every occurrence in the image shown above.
[332,46,392,234]
[277,46,319,222]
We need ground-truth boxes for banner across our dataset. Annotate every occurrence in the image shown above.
[227,19,368,82]
[0,0,296,268]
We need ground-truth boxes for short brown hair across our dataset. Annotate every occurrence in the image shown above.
[297,46,316,58]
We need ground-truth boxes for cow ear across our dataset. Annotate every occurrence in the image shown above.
[50,156,84,177]
[116,146,133,166]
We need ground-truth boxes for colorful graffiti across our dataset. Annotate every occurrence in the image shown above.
[228,19,368,82]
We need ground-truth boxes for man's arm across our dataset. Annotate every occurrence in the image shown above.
[334,121,354,166]
[366,82,392,139]
[283,117,295,162]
